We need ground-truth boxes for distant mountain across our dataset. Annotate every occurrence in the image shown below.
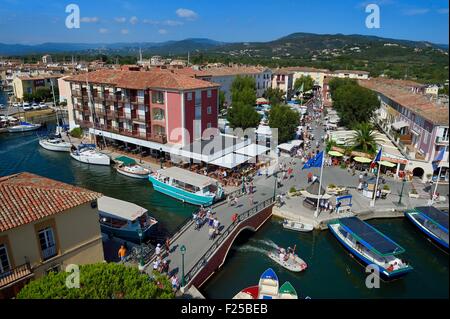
[0,38,226,56]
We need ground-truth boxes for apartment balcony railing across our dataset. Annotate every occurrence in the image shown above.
[106,110,117,119]
[0,262,33,289]
[105,94,118,102]
[94,108,106,116]
[82,109,91,116]
[147,133,167,144]
[42,246,57,261]
[93,95,104,103]
[399,134,412,145]
[118,96,130,103]
[436,136,449,145]
[79,120,93,128]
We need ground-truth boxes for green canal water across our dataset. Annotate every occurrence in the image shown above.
[0,119,448,299]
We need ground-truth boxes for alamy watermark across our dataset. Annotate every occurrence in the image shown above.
[365,4,380,29]
[365,264,381,289]
[65,264,80,289]
[65,4,80,29]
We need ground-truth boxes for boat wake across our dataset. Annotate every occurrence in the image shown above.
[249,239,279,250]
[234,245,269,255]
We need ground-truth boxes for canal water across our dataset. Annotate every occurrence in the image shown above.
[0,121,448,299]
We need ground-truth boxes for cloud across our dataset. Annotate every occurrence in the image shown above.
[158,29,168,35]
[163,20,183,26]
[176,8,198,20]
[143,19,159,25]
[437,8,449,14]
[98,28,108,34]
[115,17,127,23]
[81,17,99,23]
[402,8,430,16]
[120,29,129,35]
[130,16,138,25]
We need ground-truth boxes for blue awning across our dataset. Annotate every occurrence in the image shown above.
[339,217,405,256]
[415,206,449,231]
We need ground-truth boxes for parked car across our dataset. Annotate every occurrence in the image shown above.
[32,103,40,110]
[13,102,20,107]
[22,103,33,111]
[39,102,47,109]
[0,104,5,109]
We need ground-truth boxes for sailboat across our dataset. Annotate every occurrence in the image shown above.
[39,79,73,152]
[8,121,41,132]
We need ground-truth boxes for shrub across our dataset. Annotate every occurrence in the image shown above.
[70,127,83,138]
[383,184,390,191]
[17,263,174,299]
[328,184,336,189]
[289,186,297,194]
[340,163,347,169]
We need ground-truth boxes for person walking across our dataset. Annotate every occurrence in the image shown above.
[307,172,313,183]
[118,244,127,262]
[155,243,161,257]
[165,237,170,253]
[208,227,215,240]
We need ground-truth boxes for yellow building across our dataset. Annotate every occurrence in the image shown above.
[0,172,105,299]
[12,74,61,101]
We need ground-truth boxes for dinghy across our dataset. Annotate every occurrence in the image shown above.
[267,245,308,272]
[282,219,313,232]
[258,268,279,299]
[115,156,150,179]
[278,282,298,299]
[7,121,41,132]
[232,286,259,299]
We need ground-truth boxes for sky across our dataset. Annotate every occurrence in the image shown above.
[0,0,448,45]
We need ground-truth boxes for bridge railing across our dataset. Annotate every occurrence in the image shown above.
[183,196,275,285]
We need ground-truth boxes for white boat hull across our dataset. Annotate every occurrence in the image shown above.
[282,220,314,232]
[8,124,41,132]
[70,151,110,166]
[116,166,150,179]
[39,139,72,152]
[267,252,308,272]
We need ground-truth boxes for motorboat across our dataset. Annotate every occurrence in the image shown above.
[282,219,314,232]
[258,268,279,299]
[328,217,413,280]
[278,282,298,299]
[405,206,449,250]
[70,143,110,166]
[39,134,72,152]
[232,286,259,299]
[98,196,158,243]
[7,121,41,132]
[148,167,224,206]
[267,246,308,272]
[115,156,150,179]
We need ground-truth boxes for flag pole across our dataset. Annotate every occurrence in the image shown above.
[370,162,381,207]
[315,152,325,218]
[431,145,447,206]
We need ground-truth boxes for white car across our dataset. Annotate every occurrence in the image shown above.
[32,103,40,110]
[0,104,5,109]
[39,102,47,109]
[22,103,33,111]
[13,103,20,107]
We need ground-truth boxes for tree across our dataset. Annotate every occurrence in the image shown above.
[23,87,53,103]
[268,104,300,143]
[350,122,379,155]
[263,87,285,105]
[218,90,226,112]
[227,76,260,129]
[329,78,380,127]
[16,263,175,299]
[294,75,314,93]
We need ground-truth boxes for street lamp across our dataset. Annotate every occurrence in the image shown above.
[160,147,164,169]
[137,229,144,271]
[180,245,186,287]
[398,177,406,206]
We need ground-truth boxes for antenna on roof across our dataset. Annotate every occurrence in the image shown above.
[139,47,143,64]
[188,51,190,66]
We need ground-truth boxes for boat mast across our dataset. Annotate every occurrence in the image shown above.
[49,78,60,130]
[85,73,97,146]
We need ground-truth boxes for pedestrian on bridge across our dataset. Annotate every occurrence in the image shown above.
[165,237,170,253]
[208,227,215,240]
[155,243,161,257]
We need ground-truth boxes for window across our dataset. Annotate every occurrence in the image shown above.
[207,122,212,128]
[38,227,57,261]
[207,90,212,98]
[207,106,212,115]
[151,91,165,104]
[0,244,11,273]
[187,92,193,101]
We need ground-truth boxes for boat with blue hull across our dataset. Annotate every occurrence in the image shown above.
[405,206,449,251]
[97,196,158,243]
[148,167,224,206]
[328,217,413,280]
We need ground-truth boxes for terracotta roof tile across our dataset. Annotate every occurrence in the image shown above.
[66,69,219,90]
[0,173,102,232]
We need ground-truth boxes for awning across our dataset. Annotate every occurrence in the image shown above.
[354,156,372,163]
[328,150,343,157]
[391,121,409,130]
[209,153,250,169]
[379,160,396,168]
[115,156,136,166]
[289,140,303,147]
[235,144,269,157]
[256,97,268,104]
[277,143,296,152]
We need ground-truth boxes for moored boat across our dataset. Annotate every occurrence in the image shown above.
[7,121,41,132]
[258,268,279,299]
[405,206,449,250]
[115,156,150,179]
[148,167,224,206]
[328,217,413,280]
[39,135,72,152]
[267,245,308,272]
[232,285,259,299]
[98,196,158,243]
[278,282,298,299]
[282,219,313,232]
[70,143,110,166]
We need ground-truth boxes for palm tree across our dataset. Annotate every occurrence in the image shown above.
[351,123,379,154]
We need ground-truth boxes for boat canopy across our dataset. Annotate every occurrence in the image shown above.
[158,167,218,188]
[78,143,96,150]
[414,206,449,232]
[115,156,136,166]
[338,217,405,256]
[97,196,148,221]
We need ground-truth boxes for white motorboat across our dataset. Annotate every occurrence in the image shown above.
[70,144,110,166]
[258,268,279,299]
[39,135,72,152]
[115,156,150,179]
[282,219,314,232]
[267,246,308,273]
[7,121,41,133]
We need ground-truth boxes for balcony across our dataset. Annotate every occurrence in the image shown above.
[116,128,167,144]
[435,136,449,145]
[72,90,86,98]
[94,108,106,116]
[147,133,167,144]
[118,96,130,103]
[42,246,57,261]
[82,109,91,116]
[105,94,118,102]
[106,110,117,120]
[0,263,33,289]
[399,134,412,145]
[130,96,138,104]
[79,120,93,128]
[93,95,104,103]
